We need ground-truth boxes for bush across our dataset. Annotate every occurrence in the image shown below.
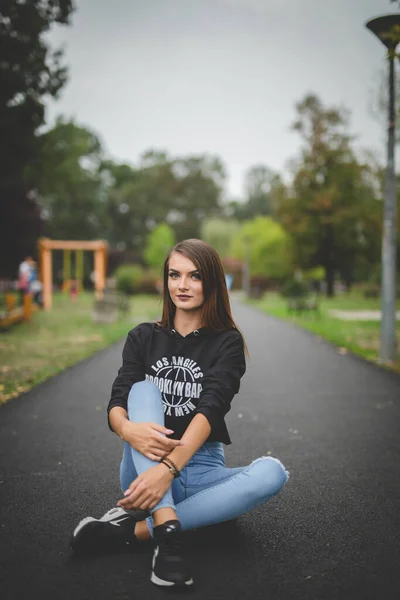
[363,284,380,299]
[281,278,309,298]
[136,272,160,295]
[367,264,381,286]
[115,265,144,295]
[249,275,271,292]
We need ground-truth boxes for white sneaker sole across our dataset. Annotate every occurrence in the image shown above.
[72,507,128,538]
[151,572,194,587]
[72,516,97,538]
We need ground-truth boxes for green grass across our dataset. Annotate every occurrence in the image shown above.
[245,290,400,373]
[0,292,162,404]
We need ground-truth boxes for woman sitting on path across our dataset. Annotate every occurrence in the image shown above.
[70,238,289,590]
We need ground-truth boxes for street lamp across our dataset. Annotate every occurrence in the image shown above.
[366,13,400,362]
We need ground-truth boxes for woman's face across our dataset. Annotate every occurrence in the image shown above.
[167,252,204,313]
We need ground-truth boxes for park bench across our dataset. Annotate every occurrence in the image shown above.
[363,286,379,299]
[92,281,130,323]
[287,296,320,316]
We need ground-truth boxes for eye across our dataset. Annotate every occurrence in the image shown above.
[168,272,179,279]
[192,272,201,280]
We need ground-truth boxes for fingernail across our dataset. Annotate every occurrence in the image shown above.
[124,490,130,496]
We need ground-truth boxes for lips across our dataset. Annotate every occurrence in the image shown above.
[177,295,192,300]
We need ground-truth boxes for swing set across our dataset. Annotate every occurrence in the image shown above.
[38,238,108,310]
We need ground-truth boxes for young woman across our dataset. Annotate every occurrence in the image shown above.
[70,239,288,589]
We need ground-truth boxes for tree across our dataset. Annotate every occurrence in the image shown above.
[243,165,278,216]
[277,94,381,296]
[230,216,294,279]
[104,150,226,255]
[105,151,177,254]
[32,118,105,240]
[227,165,284,221]
[200,218,240,259]
[144,224,176,270]
[0,0,74,276]
[170,154,225,240]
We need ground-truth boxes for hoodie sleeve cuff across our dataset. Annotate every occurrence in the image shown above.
[196,405,222,432]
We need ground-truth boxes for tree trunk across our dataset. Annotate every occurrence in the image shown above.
[324,223,335,297]
[325,267,335,297]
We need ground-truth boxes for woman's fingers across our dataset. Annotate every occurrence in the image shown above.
[151,423,174,435]
[147,453,161,462]
[120,482,145,507]
[145,446,167,461]
[137,494,152,510]
[151,446,168,456]
[153,431,182,450]
[129,492,152,511]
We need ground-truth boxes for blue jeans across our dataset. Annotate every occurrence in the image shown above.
[120,381,289,537]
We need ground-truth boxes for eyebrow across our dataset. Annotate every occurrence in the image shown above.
[168,268,200,274]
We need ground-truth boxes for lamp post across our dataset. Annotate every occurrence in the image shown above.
[366,14,400,362]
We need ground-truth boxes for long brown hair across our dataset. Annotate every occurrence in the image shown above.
[158,238,248,354]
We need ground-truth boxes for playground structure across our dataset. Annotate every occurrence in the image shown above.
[38,238,108,311]
[0,288,39,330]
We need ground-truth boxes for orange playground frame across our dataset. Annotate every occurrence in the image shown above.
[38,238,108,310]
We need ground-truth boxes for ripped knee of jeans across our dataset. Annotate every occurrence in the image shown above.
[249,455,289,497]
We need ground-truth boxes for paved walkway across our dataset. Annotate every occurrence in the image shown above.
[1,300,400,600]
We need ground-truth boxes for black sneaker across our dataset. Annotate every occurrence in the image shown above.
[70,507,146,555]
[151,520,194,588]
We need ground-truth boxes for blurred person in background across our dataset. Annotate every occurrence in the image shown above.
[28,261,43,307]
[17,256,33,302]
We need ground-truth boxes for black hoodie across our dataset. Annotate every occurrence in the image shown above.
[107,322,246,444]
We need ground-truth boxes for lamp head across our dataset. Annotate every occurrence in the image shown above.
[366,14,400,49]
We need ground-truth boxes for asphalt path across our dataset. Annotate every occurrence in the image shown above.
[1,299,400,600]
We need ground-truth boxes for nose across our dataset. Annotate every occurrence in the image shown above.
[178,277,189,291]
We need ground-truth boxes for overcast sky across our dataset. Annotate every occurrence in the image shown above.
[46,0,395,197]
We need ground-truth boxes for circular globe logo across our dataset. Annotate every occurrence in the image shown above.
[155,364,195,407]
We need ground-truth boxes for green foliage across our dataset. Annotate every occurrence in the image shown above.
[0,0,74,276]
[0,0,74,184]
[227,166,284,221]
[136,272,161,295]
[230,216,294,279]
[249,275,271,291]
[115,265,144,296]
[276,93,381,296]
[200,218,240,259]
[115,265,160,296]
[303,266,325,282]
[281,279,309,298]
[144,224,175,270]
[367,264,381,286]
[32,118,105,240]
[103,150,225,253]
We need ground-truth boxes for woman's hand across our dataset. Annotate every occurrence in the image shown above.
[121,420,183,461]
[117,464,174,511]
